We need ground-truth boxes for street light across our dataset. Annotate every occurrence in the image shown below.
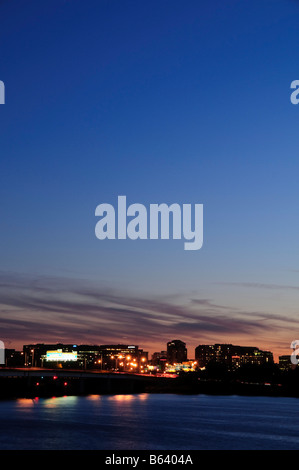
[117,355,123,371]
[31,349,34,368]
[125,355,131,372]
[97,354,103,371]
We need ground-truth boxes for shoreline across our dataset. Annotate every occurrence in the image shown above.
[1,370,299,400]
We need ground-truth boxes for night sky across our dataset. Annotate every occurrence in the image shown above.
[1,0,299,360]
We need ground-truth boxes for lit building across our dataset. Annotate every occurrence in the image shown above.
[165,361,197,373]
[195,343,274,369]
[97,345,148,372]
[23,344,102,369]
[279,355,293,371]
[167,340,187,365]
[23,343,148,371]
[195,344,235,368]
[3,349,24,367]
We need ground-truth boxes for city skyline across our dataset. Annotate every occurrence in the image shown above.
[0,269,296,362]
[4,334,278,364]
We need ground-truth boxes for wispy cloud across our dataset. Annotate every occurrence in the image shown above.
[218,281,299,291]
[0,271,290,352]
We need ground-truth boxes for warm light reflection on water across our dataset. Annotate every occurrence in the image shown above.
[48,396,78,407]
[3,395,299,450]
[18,395,80,409]
[108,394,135,402]
[107,394,149,402]
[16,394,148,409]
[138,394,148,401]
[16,398,36,408]
[86,395,102,401]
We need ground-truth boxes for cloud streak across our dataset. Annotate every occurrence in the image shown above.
[218,281,299,291]
[0,271,290,353]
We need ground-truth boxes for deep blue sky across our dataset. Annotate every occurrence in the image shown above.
[1,0,299,357]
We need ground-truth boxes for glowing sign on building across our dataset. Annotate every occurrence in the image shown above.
[46,350,77,362]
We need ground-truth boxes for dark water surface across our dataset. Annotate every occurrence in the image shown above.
[0,393,299,450]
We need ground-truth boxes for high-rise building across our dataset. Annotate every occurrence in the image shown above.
[22,343,148,371]
[24,344,101,369]
[3,349,24,367]
[195,343,273,369]
[279,355,293,371]
[98,345,148,371]
[167,340,187,364]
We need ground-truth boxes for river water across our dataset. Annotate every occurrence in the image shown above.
[0,393,298,450]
